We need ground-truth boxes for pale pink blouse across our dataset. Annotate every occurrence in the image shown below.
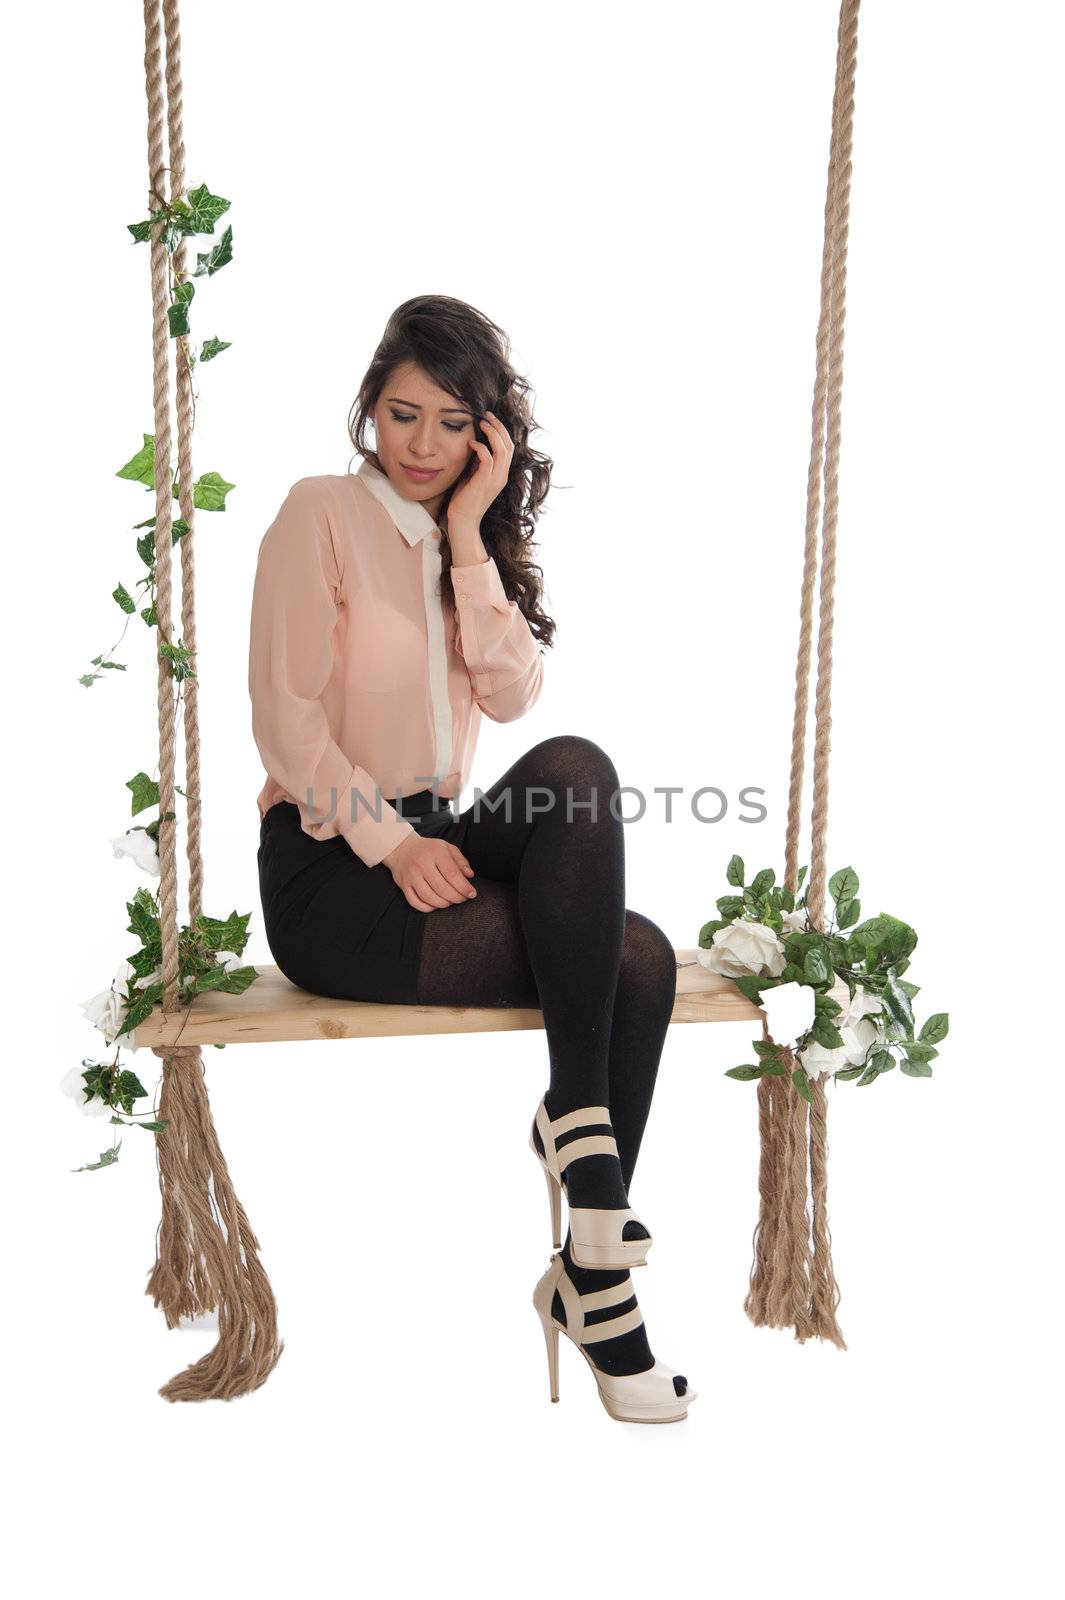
[248,458,546,867]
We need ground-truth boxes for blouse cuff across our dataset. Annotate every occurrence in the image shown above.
[450,555,511,615]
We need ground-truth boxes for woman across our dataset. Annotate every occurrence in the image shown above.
[249,294,697,1423]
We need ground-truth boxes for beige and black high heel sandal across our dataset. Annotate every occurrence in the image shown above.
[529,1096,653,1270]
[531,1252,696,1423]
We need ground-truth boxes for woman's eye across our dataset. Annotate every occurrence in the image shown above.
[390,410,467,434]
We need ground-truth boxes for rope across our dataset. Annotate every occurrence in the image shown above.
[139,0,282,1401]
[747,0,862,1350]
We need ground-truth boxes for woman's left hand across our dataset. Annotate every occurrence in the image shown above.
[447,411,514,529]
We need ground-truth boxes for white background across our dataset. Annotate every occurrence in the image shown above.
[6,1,1062,1594]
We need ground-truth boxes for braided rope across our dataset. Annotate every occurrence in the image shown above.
[140,0,282,1401]
[747,0,860,1350]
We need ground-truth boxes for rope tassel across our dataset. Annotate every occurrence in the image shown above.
[146,1045,284,1400]
[744,1065,846,1349]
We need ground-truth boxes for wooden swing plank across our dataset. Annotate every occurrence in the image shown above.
[127,948,760,1050]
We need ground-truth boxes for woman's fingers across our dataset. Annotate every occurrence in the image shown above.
[425,858,477,904]
[412,873,454,909]
[449,844,475,876]
[395,837,477,911]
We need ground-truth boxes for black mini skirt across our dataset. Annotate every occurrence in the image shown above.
[257,789,473,1005]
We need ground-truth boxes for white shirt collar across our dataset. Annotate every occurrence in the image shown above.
[354,457,443,547]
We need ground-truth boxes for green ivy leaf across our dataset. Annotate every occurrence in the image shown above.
[881,968,915,1036]
[835,896,861,930]
[900,1060,934,1078]
[195,910,252,955]
[194,223,233,276]
[829,867,859,903]
[127,771,159,817]
[191,471,235,511]
[113,1069,149,1115]
[919,1012,950,1044]
[181,184,231,234]
[725,1064,763,1080]
[726,855,745,888]
[116,434,157,488]
[803,945,830,984]
[199,335,232,361]
[808,1014,844,1049]
[73,1141,123,1172]
[732,973,774,1005]
[791,1065,812,1103]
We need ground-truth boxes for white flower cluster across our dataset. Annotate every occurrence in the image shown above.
[63,950,243,1117]
[698,920,886,1077]
[109,827,160,877]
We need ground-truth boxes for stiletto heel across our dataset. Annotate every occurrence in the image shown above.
[539,1307,560,1402]
[531,1253,696,1424]
[538,1158,563,1251]
[529,1094,653,1269]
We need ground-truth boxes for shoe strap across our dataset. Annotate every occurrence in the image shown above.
[553,1257,645,1346]
[567,1205,648,1247]
[581,1304,644,1345]
[555,1133,619,1173]
[580,1277,634,1310]
[543,1104,612,1137]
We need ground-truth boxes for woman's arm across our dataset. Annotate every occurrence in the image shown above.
[248,477,415,867]
[450,550,545,723]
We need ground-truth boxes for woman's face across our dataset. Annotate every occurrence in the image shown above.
[370,361,477,521]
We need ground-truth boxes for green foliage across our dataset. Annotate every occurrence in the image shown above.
[70,176,261,1174]
[703,857,949,1099]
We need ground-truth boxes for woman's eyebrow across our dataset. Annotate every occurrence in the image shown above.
[385,394,474,416]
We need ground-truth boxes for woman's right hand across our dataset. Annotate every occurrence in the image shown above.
[382,833,478,912]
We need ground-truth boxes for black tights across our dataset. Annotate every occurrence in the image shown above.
[414,736,678,1375]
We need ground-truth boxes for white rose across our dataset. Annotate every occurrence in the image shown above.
[759,979,816,1047]
[80,958,138,1047]
[59,1062,112,1119]
[780,908,808,934]
[80,985,124,1043]
[697,921,787,978]
[801,983,886,1077]
[110,827,160,877]
[215,950,243,971]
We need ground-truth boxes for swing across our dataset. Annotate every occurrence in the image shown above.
[129,0,863,1399]
[127,951,760,1049]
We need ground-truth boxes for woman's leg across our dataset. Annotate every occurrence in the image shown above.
[415,736,680,1374]
[425,735,629,1215]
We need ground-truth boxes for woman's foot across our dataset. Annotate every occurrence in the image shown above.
[532,1243,696,1422]
[533,1090,652,1237]
[557,1230,655,1376]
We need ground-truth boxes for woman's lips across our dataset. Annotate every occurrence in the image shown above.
[403,465,440,482]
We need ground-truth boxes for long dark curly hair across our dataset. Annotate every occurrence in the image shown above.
[347,294,557,649]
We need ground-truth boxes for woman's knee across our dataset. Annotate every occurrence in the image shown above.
[525,733,620,801]
[620,910,678,1004]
